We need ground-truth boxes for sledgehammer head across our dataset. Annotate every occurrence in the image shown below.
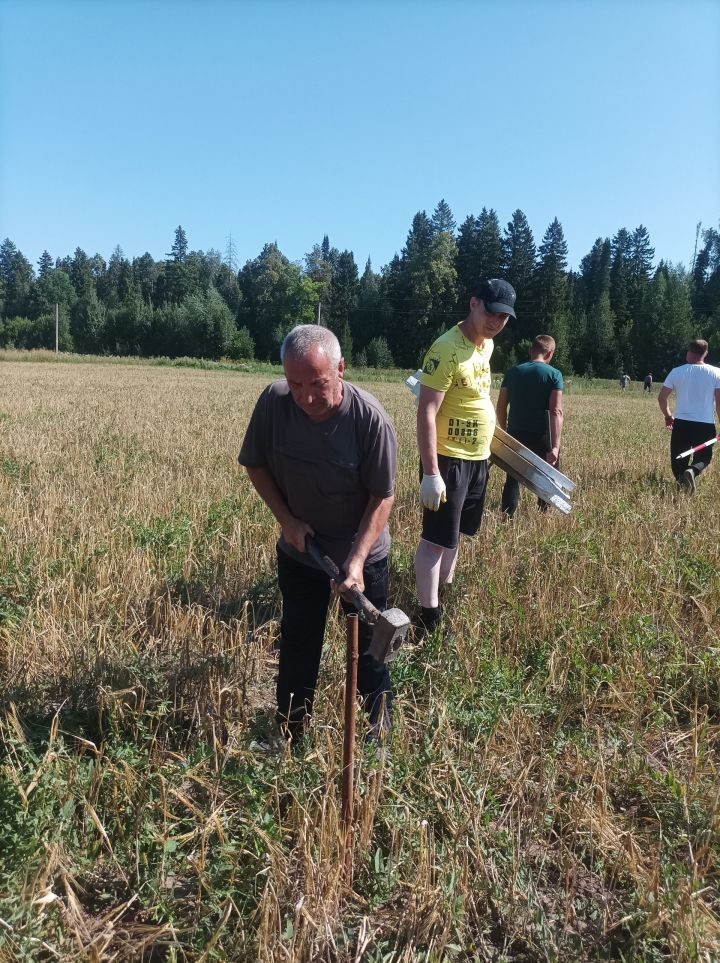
[368,607,411,663]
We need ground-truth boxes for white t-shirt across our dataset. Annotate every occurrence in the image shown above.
[663,363,720,423]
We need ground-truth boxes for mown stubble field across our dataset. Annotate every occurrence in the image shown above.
[1,358,719,962]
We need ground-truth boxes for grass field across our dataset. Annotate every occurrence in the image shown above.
[1,357,719,962]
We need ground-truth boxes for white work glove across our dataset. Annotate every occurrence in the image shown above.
[419,473,447,511]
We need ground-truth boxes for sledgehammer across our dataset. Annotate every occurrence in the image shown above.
[305,537,410,663]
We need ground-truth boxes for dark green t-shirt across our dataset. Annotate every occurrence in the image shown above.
[501,361,564,435]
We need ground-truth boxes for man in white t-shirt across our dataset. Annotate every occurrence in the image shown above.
[658,339,720,492]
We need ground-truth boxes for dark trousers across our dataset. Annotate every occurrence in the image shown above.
[276,547,393,738]
[501,429,554,517]
[670,418,716,481]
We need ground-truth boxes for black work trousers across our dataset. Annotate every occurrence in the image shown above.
[670,418,716,481]
[276,546,393,739]
[501,429,554,517]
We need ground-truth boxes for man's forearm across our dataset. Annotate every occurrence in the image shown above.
[417,408,439,475]
[495,388,508,431]
[658,388,672,418]
[658,387,674,427]
[549,408,563,449]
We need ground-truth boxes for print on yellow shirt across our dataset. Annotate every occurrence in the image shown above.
[420,325,496,460]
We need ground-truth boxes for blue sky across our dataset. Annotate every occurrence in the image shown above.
[1,0,718,274]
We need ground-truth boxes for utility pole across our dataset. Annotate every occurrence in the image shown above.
[55,303,59,354]
[692,221,702,273]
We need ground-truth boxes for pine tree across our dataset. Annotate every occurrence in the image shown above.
[351,257,382,348]
[475,208,503,285]
[37,251,54,278]
[165,227,190,304]
[609,228,631,329]
[534,219,570,367]
[132,253,160,306]
[305,237,335,319]
[327,251,359,338]
[168,226,188,262]
[384,212,457,366]
[431,199,456,237]
[0,239,34,318]
[238,243,319,360]
[691,227,720,324]
[627,225,655,372]
[585,291,617,377]
[455,215,478,307]
[403,212,433,260]
[501,209,536,345]
[578,238,611,311]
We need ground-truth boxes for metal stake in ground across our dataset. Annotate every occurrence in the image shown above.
[342,613,358,882]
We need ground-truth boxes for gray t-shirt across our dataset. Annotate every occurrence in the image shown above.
[238,380,397,569]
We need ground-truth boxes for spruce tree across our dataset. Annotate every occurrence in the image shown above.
[501,209,536,345]
[455,215,479,307]
[627,225,655,372]
[585,290,617,377]
[609,228,631,329]
[165,226,190,304]
[431,199,456,237]
[37,251,54,279]
[578,238,611,312]
[327,250,359,339]
[534,219,570,367]
[0,239,34,318]
[475,208,503,285]
[351,257,382,347]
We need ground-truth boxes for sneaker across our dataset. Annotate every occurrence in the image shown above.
[680,468,696,493]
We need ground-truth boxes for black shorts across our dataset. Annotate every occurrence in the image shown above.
[420,454,489,550]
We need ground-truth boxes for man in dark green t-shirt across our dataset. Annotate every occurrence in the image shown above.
[496,335,564,516]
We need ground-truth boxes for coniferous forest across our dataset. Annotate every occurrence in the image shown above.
[2,202,719,376]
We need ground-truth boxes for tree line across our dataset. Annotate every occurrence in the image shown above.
[1,202,719,376]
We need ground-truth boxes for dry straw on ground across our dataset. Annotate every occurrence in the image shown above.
[0,358,719,962]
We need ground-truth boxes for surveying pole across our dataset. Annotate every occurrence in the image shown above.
[342,613,358,882]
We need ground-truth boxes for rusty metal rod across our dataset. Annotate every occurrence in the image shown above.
[342,612,358,880]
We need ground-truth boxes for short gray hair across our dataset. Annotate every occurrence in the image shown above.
[280,325,342,365]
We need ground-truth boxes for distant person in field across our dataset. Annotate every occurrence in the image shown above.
[658,339,720,493]
[644,372,653,394]
[620,373,630,391]
[239,325,397,742]
[414,279,516,635]
[495,334,564,517]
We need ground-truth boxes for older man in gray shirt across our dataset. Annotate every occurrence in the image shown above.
[239,325,397,743]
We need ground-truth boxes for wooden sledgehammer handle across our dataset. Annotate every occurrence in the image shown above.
[305,537,380,624]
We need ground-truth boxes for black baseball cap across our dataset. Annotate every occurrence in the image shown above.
[477,279,517,318]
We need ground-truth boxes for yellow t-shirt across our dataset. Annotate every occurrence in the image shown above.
[419,325,495,460]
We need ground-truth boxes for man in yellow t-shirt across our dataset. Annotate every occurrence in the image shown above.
[414,279,516,633]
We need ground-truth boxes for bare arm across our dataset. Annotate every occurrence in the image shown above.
[495,386,509,431]
[417,385,446,475]
[337,493,395,595]
[245,465,313,553]
[547,389,564,466]
[658,386,674,429]
[715,388,720,425]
